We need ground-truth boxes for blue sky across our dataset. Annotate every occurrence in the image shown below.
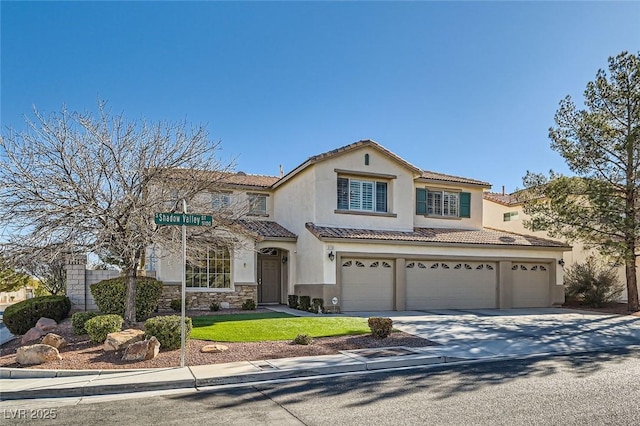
[2,1,639,193]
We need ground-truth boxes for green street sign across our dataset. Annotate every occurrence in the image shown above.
[154,213,213,226]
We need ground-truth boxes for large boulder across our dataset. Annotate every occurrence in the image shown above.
[16,344,62,365]
[201,344,228,353]
[122,337,161,362]
[35,317,58,332]
[104,329,146,352]
[21,327,44,345]
[41,333,67,349]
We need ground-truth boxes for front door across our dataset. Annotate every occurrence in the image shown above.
[258,252,281,304]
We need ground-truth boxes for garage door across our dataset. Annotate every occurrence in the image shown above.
[341,258,394,311]
[406,261,497,310]
[512,263,550,308]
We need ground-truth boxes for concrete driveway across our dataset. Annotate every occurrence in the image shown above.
[350,308,640,359]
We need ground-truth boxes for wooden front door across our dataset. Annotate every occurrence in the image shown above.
[258,254,281,304]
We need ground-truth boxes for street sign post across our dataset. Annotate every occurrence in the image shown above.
[154,207,213,368]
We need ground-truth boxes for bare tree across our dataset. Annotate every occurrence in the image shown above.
[0,102,245,322]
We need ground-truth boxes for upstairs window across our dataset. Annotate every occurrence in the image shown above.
[416,188,471,218]
[248,193,267,215]
[503,211,519,222]
[337,177,387,213]
[211,193,231,211]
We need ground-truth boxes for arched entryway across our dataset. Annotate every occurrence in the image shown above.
[257,248,287,304]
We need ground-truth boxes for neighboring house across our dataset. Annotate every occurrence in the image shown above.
[66,140,571,311]
[483,191,640,301]
[145,140,571,311]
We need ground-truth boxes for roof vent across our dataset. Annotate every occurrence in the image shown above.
[236,171,247,176]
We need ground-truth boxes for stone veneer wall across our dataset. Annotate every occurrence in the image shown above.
[158,284,258,310]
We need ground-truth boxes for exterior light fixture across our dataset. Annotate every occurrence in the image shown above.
[282,256,288,264]
[328,251,335,261]
[558,259,565,267]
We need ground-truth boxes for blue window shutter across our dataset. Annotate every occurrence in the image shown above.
[460,192,471,218]
[416,188,427,215]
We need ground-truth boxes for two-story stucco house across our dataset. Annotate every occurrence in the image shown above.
[146,140,570,312]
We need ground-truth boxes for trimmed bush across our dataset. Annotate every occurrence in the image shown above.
[298,296,311,311]
[292,334,313,345]
[2,295,71,335]
[311,298,324,314]
[145,315,192,350]
[84,314,123,344]
[565,257,625,307]
[368,317,393,339]
[241,298,256,310]
[287,294,299,309]
[71,311,100,335]
[90,276,163,320]
[209,302,220,312]
[170,298,188,312]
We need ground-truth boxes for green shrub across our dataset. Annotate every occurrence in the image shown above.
[292,333,313,345]
[2,295,71,335]
[170,298,188,312]
[209,302,220,311]
[241,298,256,310]
[144,315,192,350]
[84,314,123,343]
[298,296,311,311]
[71,311,100,335]
[287,295,299,309]
[311,298,324,314]
[368,317,393,339]
[90,276,163,320]
[564,257,625,308]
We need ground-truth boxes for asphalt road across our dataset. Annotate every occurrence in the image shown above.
[3,348,640,425]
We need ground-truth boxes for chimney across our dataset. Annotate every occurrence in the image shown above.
[502,185,505,196]
[279,165,284,178]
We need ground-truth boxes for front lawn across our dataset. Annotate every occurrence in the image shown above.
[191,312,371,342]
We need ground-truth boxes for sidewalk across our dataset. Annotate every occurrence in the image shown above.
[2,306,640,401]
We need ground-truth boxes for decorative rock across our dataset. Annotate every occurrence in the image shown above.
[201,344,229,353]
[104,329,146,351]
[16,344,62,365]
[41,333,67,349]
[122,337,160,362]
[35,317,58,332]
[21,327,44,345]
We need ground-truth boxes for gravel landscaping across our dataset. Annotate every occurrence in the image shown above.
[0,309,437,370]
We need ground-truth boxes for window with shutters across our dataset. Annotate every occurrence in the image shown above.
[416,188,471,218]
[337,177,387,213]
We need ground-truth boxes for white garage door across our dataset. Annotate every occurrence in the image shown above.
[406,261,497,310]
[341,258,394,311]
[512,263,550,308]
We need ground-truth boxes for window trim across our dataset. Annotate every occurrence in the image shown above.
[337,176,390,214]
[247,192,269,216]
[185,246,232,290]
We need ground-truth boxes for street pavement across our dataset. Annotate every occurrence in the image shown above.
[1,306,640,401]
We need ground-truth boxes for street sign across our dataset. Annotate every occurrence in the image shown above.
[154,213,213,226]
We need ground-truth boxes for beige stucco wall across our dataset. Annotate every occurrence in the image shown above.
[484,198,639,301]
[414,182,484,230]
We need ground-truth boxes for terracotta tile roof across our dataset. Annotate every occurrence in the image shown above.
[420,170,491,187]
[218,173,280,188]
[305,223,569,248]
[162,169,280,189]
[234,220,297,241]
[483,192,522,206]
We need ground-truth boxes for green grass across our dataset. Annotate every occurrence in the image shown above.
[191,312,370,342]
